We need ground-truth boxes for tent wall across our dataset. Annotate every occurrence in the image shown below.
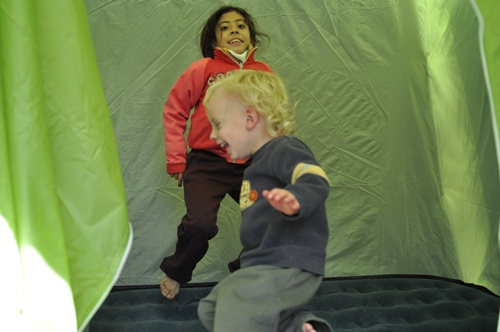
[84,0,500,295]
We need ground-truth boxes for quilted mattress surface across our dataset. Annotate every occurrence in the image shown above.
[88,276,499,332]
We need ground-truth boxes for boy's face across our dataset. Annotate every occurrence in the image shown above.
[215,11,251,54]
[207,89,253,160]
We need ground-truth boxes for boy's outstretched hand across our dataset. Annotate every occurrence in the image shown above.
[262,188,300,216]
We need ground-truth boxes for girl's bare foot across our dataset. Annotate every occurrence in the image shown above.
[303,322,317,332]
[160,275,180,299]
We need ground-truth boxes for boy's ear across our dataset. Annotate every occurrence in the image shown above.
[245,107,259,129]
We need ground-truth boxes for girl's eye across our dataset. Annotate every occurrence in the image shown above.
[220,25,229,31]
[238,24,246,29]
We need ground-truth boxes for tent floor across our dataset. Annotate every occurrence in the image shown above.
[88,275,499,331]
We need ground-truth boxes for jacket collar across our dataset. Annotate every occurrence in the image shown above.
[214,46,257,65]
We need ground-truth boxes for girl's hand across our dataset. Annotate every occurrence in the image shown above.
[170,173,184,187]
[262,188,300,216]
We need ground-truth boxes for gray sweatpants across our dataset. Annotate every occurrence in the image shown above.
[198,265,332,332]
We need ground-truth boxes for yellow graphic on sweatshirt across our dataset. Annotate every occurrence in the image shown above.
[291,163,330,185]
[240,180,257,211]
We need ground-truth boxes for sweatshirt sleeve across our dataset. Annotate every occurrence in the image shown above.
[273,139,330,218]
[163,59,208,174]
[287,162,330,218]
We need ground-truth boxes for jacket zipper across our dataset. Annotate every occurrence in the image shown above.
[224,47,257,70]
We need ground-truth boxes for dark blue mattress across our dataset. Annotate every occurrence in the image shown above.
[88,275,499,332]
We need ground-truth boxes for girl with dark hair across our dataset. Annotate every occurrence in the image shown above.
[199,6,269,58]
[160,5,272,300]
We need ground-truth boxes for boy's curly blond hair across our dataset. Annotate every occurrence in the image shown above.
[204,70,295,137]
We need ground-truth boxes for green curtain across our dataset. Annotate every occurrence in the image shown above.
[474,0,500,194]
[0,0,131,331]
[474,0,500,131]
[473,0,500,183]
[473,0,500,327]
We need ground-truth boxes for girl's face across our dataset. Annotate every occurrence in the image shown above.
[215,11,251,54]
[207,89,253,160]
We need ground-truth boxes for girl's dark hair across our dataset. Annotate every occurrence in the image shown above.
[200,6,269,58]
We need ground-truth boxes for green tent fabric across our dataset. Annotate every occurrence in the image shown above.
[3,0,499,329]
[474,0,500,201]
[0,0,132,331]
[472,0,500,328]
[474,0,500,133]
[83,0,500,299]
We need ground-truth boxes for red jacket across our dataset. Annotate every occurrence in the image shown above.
[163,47,272,174]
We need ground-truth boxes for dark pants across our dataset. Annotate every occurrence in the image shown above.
[160,150,248,284]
